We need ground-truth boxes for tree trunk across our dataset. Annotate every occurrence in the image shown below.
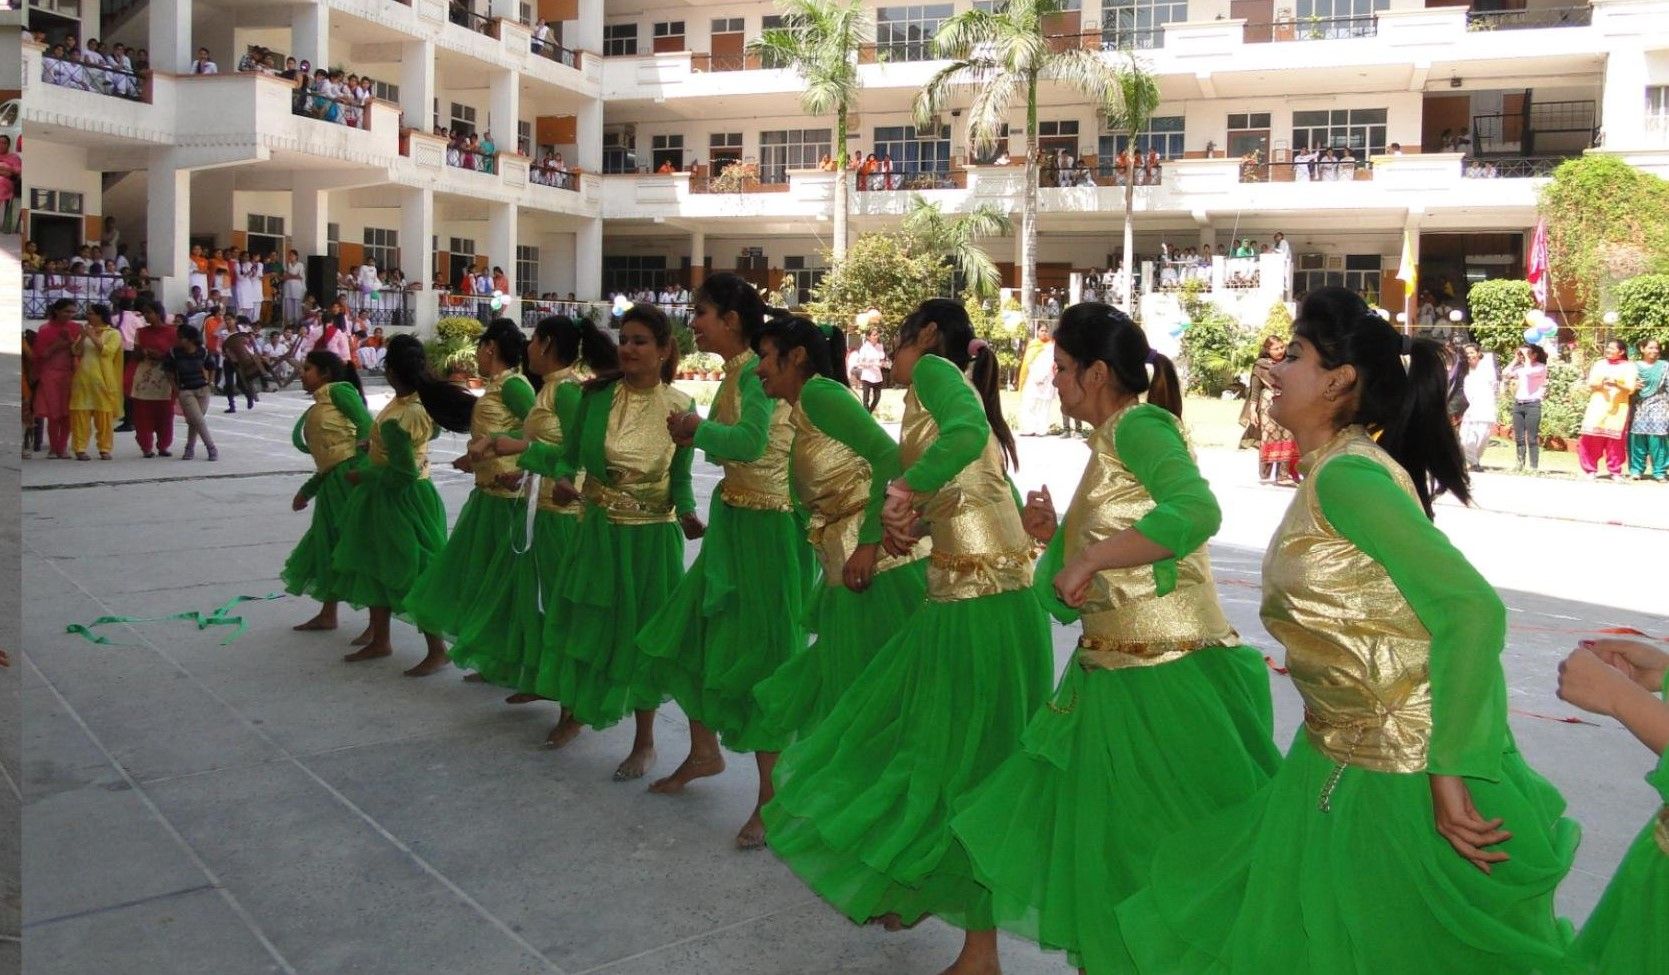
[834,106,850,262]
[1020,75,1039,322]
[1122,157,1136,316]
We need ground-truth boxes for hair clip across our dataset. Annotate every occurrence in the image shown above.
[1145,349,1160,365]
[968,338,989,358]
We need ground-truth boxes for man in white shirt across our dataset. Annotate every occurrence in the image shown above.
[191,47,218,74]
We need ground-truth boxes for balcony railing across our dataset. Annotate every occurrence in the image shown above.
[341,289,415,329]
[294,92,374,130]
[1460,155,1568,178]
[1238,157,1374,183]
[690,51,767,72]
[530,38,582,69]
[39,55,148,102]
[1098,27,1166,51]
[691,170,791,194]
[856,169,966,191]
[520,299,592,328]
[448,3,501,38]
[22,272,148,320]
[1241,14,1378,43]
[529,163,579,190]
[1086,162,1165,186]
[446,145,498,173]
[1465,5,1591,30]
[857,42,939,64]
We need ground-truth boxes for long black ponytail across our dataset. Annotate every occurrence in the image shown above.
[899,297,1017,470]
[535,314,619,378]
[383,334,475,433]
[1294,286,1469,517]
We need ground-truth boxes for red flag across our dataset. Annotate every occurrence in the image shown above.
[1527,217,1549,309]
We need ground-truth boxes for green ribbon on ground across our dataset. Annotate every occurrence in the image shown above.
[65,593,288,647]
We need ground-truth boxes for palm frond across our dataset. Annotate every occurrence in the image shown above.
[964,70,1026,153]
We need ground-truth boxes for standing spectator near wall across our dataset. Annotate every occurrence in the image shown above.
[164,324,219,461]
[282,250,307,324]
[130,303,179,457]
[69,304,123,460]
[1458,343,1498,472]
[32,299,79,459]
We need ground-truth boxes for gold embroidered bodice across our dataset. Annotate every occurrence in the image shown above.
[791,392,925,585]
[305,385,360,474]
[471,369,526,498]
[525,367,584,515]
[1065,405,1238,670]
[368,392,433,480]
[899,376,1033,602]
[1261,426,1433,773]
[712,350,794,512]
[585,382,693,525]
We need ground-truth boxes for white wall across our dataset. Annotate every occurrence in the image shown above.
[23,140,103,219]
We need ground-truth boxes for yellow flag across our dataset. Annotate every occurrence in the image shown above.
[1396,230,1416,302]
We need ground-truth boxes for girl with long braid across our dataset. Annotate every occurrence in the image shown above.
[640,273,815,850]
[332,335,478,676]
[489,304,703,780]
[282,350,372,633]
[763,298,1053,975]
[750,317,927,743]
[406,319,536,684]
[951,303,1281,974]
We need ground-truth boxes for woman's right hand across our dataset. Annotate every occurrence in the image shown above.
[1022,486,1057,543]
[1581,638,1669,693]
[550,478,579,505]
[291,492,308,512]
[1430,775,1511,874]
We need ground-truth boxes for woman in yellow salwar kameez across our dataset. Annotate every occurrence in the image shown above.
[69,304,124,461]
[1578,338,1639,478]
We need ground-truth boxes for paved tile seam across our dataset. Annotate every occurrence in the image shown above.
[31,549,571,975]
[23,656,298,975]
[24,883,220,929]
[571,894,826,975]
[24,469,315,492]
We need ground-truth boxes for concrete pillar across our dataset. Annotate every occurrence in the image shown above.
[689,229,706,286]
[489,68,519,161]
[149,0,194,74]
[576,98,603,172]
[400,186,434,288]
[573,0,603,52]
[292,181,330,261]
[147,161,192,312]
[399,40,436,132]
[487,201,518,296]
[1600,47,1647,150]
[576,218,602,300]
[1198,226,1214,250]
[292,4,330,72]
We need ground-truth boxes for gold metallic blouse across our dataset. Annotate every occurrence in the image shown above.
[471,369,527,498]
[792,399,925,584]
[525,367,584,515]
[305,385,361,474]
[368,392,434,480]
[709,349,795,512]
[588,381,694,525]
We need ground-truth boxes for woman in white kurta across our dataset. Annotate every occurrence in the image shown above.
[1459,343,1498,471]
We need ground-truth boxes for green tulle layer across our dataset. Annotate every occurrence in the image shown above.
[753,560,927,744]
[506,510,581,696]
[951,646,1281,973]
[281,463,362,604]
[536,509,686,730]
[639,498,815,753]
[331,470,448,615]
[762,587,1053,930]
[405,491,528,686]
[1568,805,1669,974]
[1116,730,1580,975]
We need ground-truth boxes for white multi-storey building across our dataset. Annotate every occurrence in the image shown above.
[15,0,1669,330]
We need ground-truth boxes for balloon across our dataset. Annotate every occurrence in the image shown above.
[370,290,381,302]
[1169,320,1190,339]
[1523,326,1540,342]
[612,294,633,317]
[490,296,504,311]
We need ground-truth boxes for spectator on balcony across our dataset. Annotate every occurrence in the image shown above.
[42,44,79,89]
[480,131,497,173]
[236,45,265,72]
[1072,160,1095,187]
[1145,147,1161,183]
[1389,142,1404,155]
[531,19,551,55]
[191,47,218,75]
[657,158,676,174]
[1338,147,1357,179]
[860,152,879,189]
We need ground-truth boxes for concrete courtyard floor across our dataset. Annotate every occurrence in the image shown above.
[18,379,1669,974]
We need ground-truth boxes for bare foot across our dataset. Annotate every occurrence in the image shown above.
[735,808,767,850]
[505,692,543,705]
[614,746,657,782]
[292,615,337,632]
[343,644,393,663]
[461,672,485,683]
[873,913,925,932]
[648,752,726,794]
[404,653,450,677]
[349,626,374,647]
[545,717,583,749]
[938,960,1000,975]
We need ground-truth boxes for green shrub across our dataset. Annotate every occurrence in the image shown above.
[1467,280,1536,358]
[1613,274,1669,349]
[1176,280,1247,396]
[425,316,485,377]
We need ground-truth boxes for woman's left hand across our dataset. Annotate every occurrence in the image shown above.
[881,479,915,534]
[666,411,698,448]
[843,543,881,592]
[679,512,706,540]
[1430,775,1511,874]
[1557,645,1646,716]
[1053,555,1095,608]
[450,453,474,473]
[291,492,308,512]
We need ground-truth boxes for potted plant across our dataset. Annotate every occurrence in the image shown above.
[426,316,485,386]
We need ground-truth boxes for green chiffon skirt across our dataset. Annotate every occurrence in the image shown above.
[281,462,362,603]
[762,587,1053,931]
[1116,730,1579,975]
[952,646,1282,973]
[639,496,815,753]
[1567,753,1669,975]
[753,560,927,743]
[331,469,449,616]
[537,508,686,730]
[508,509,581,696]
[405,490,528,686]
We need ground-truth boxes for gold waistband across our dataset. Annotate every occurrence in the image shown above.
[1302,707,1428,775]
[1075,634,1238,672]
[720,478,794,513]
[1655,804,1669,857]
[583,478,674,525]
[929,546,1034,573]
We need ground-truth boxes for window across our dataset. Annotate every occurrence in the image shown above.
[371,80,399,103]
[363,228,398,272]
[711,17,743,33]
[1650,86,1669,144]
[1294,253,1379,299]
[652,20,686,52]
[516,245,539,295]
[760,14,792,66]
[450,102,477,137]
[1295,0,1387,37]
[652,134,686,171]
[448,238,477,289]
[248,214,286,236]
[1101,0,1187,50]
[602,255,671,295]
[875,4,953,62]
[29,189,84,214]
[1037,119,1081,155]
[433,97,441,132]
[327,222,340,260]
[518,120,533,157]
[519,1,532,25]
[783,255,825,304]
[760,128,832,183]
[603,129,637,173]
[604,23,639,56]
[874,124,952,173]
[1102,115,1184,158]
[709,132,744,173]
[1291,107,1387,157]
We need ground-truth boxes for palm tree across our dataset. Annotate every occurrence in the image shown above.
[902,194,1013,298]
[750,0,871,262]
[916,0,1123,318]
[1106,55,1161,314]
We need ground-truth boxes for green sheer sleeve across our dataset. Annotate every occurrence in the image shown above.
[693,360,772,463]
[297,471,327,501]
[553,382,584,445]
[291,412,310,455]
[1115,404,1223,597]
[328,382,373,438]
[671,442,696,515]
[801,377,899,544]
[1315,455,1508,781]
[1652,673,1669,801]
[1032,530,1079,625]
[501,374,536,422]
[902,354,989,494]
[380,419,419,486]
[520,385,595,480]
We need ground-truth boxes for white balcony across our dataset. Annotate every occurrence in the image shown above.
[397,130,602,215]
